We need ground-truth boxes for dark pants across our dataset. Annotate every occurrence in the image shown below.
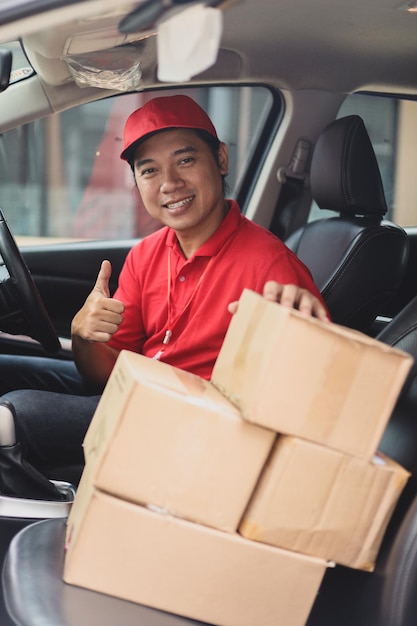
[0,355,102,475]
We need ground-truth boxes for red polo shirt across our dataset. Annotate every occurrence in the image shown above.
[108,200,327,379]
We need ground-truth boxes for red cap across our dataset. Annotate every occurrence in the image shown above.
[120,94,218,162]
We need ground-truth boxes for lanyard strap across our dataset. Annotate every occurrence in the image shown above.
[153,248,213,360]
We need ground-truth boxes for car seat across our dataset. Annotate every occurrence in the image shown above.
[375,295,417,626]
[285,114,409,333]
[304,292,417,626]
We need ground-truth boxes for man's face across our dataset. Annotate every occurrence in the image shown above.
[132,129,228,239]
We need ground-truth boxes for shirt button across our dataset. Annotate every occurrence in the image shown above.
[179,275,186,282]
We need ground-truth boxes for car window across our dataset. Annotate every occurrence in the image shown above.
[0,85,274,243]
[308,92,417,228]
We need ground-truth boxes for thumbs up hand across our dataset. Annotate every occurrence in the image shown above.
[94,259,112,298]
[71,260,125,343]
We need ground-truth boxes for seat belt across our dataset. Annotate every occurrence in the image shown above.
[271,138,312,240]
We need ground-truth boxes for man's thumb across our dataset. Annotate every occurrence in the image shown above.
[95,260,112,297]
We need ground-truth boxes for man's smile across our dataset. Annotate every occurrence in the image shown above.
[164,195,195,211]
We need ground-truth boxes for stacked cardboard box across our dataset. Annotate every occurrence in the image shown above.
[238,437,409,569]
[65,461,327,626]
[211,289,412,570]
[81,351,276,532]
[64,289,413,625]
[64,351,327,626]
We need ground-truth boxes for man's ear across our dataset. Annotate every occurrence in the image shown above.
[218,142,229,175]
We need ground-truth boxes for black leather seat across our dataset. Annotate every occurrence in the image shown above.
[375,296,417,626]
[2,518,205,626]
[305,293,417,626]
[286,114,409,332]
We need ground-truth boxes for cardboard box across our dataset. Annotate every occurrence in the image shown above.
[239,436,410,570]
[64,476,328,626]
[212,289,413,459]
[83,350,275,532]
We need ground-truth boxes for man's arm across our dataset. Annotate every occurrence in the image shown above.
[71,260,125,387]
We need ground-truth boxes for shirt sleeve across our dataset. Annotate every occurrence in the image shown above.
[255,246,330,317]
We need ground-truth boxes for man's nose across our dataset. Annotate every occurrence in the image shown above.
[160,167,184,192]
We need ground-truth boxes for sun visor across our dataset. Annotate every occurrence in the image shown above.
[157,5,223,82]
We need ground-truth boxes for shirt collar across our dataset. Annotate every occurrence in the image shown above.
[166,200,241,259]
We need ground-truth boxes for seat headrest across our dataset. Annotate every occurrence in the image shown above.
[310,115,388,218]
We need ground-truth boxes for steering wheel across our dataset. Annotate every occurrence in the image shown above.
[0,211,60,354]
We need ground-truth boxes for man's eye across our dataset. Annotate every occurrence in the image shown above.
[180,156,194,165]
[140,167,156,176]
